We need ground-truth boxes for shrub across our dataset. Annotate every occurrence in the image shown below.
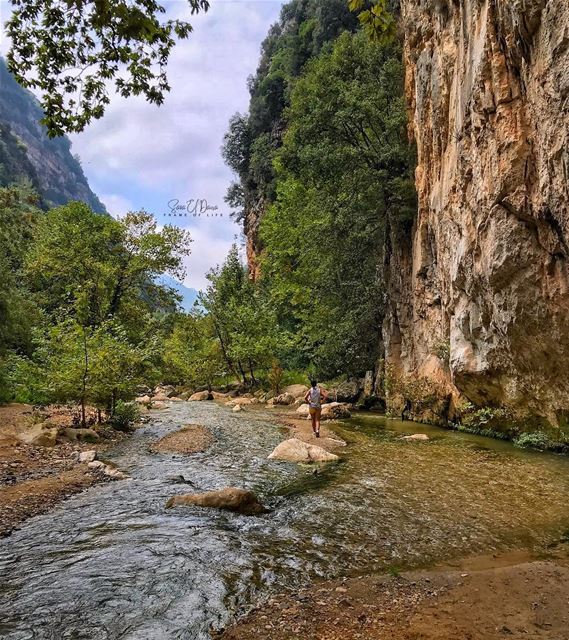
[513,432,552,451]
[111,401,140,431]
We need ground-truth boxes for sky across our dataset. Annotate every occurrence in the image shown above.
[1,0,285,292]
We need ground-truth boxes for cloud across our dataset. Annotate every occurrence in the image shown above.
[1,0,285,290]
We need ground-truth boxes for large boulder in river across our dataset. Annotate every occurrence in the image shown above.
[165,487,265,515]
[135,395,152,405]
[152,393,170,402]
[402,433,430,441]
[268,438,339,463]
[188,390,211,402]
[274,392,295,406]
[321,402,351,421]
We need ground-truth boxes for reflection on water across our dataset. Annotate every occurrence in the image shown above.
[1,403,569,639]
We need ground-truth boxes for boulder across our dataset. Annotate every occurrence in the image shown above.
[88,459,129,479]
[211,391,228,400]
[268,438,339,463]
[296,403,310,417]
[402,433,430,441]
[154,385,176,398]
[188,391,211,402]
[283,384,309,399]
[135,395,151,404]
[63,428,100,443]
[79,450,97,463]
[321,402,351,420]
[151,401,168,410]
[334,380,361,403]
[230,397,253,406]
[152,393,169,402]
[169,397,184,402]
[88,460,105,469]
[165,487,265,515]
[18,425,58,448]
[249,397,260,405]
[274,392,295,406]
[233,404,242,412]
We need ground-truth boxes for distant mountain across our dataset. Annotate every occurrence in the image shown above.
[0,59,106,213]
[159,275,199,311]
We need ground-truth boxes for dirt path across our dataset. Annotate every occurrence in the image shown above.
[216,551,569,640]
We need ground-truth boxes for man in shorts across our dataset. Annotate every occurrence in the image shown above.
[304,380,327,438]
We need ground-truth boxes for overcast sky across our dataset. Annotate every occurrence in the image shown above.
[1,0,285,291]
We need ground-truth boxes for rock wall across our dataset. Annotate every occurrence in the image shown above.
[385,0,569,428]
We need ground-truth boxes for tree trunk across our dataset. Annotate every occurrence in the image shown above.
[248,358,257,385]
[81,327,89,427]
[237,360,248,385]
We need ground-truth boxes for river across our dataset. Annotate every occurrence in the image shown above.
[1,402,569,639]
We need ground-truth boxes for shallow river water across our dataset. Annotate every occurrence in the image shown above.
[1,402,569,639]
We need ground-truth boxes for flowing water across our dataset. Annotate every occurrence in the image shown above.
[2,402,569,639]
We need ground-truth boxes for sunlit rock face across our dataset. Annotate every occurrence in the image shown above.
[385,0,569,426]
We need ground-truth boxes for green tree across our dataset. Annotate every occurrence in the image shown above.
[163,313,224,390]
[6,0,210,136]
[260,32,416,378]
[25,203,191,330]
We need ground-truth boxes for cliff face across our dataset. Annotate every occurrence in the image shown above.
[0,60,105,213]
[385,0,569,428]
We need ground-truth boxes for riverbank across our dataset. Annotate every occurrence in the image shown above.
[216,550,569,640]
[0,403,128,537]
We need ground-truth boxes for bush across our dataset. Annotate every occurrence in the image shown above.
[513,431,552,451]
[111,401,140,431]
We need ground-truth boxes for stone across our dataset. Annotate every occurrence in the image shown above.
[188,391,211,402]
[18,425,58,448]
[178,391,191,400]
[152,393,169,402]
[154,385,176,398]
[169,397,184,402]
[79,450,97,463]
[283,384,309,399]
[151,401,168,410]
[135,395,151,404]
[334,381,360,403]
[63,428,100,443]
[165,487,265,515]
[402,433,430,441]
[296,403,310,417]
[320,402,351,421]
[268,438,339,463]
[88,460,105,469]
[273,392,295,406]
[233,404,242,412]
[211,391,228,400]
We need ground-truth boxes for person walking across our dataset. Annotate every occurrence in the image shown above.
[304,380,327,438]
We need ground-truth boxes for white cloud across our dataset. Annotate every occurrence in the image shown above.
[1,0,285,289]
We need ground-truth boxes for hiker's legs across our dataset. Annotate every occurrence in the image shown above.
[310,411,317,433]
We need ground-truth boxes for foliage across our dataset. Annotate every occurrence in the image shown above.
[6,0,210,136]
[268,361,285,395]
[198,245,286,385]
[163,313,225,389]
[111,401,141,431]
[259,32,415,378]
[513,432,553,451]
[347,0,398,42]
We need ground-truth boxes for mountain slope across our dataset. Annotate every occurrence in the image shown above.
[0,59,105,213]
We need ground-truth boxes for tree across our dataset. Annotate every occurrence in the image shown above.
[259,32,416,378]
[199,245,285,385]
[6,0,210,136]
[163,313,225,390]
[25,203,192,330]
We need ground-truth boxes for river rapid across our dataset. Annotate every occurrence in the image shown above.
[1,401,569,639]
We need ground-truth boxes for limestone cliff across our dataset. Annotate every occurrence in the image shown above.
[0,59,105,213]
[384,0,569,430]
